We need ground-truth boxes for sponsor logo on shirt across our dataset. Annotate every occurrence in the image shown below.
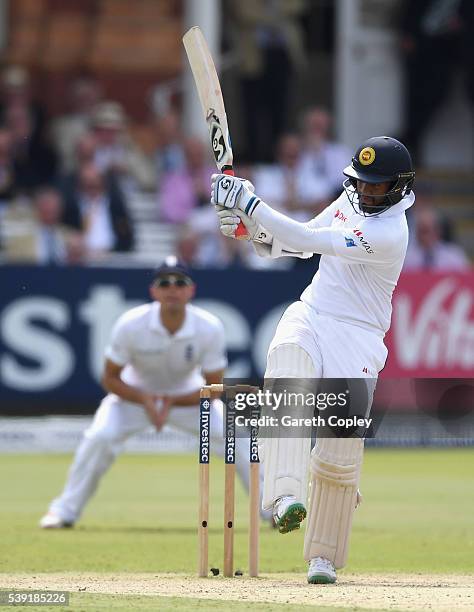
[352,229,374,254]
[334,209,347,222]
[345,236,356,247]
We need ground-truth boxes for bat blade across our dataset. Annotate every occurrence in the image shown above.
[183,26,247,239]
[183,26,233,173]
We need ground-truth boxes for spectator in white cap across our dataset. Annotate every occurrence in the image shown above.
[91,100,154,192]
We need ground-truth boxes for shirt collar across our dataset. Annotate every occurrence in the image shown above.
[79,193,108,211]
[381,190,416,217]
[149,302,195,338]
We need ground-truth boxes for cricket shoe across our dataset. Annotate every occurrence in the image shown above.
[39,512,74,529]
[307,557,337,584]
[272,495,306,534]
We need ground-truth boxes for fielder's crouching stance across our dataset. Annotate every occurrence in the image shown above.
[40,258,263,529]
[212,137,415,584]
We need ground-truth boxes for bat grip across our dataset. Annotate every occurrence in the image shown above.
[223,168,249,240]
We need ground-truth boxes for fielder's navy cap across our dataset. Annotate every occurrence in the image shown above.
[152,255,192,281]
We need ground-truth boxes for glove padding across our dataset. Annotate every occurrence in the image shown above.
[211,174,261,215]
[215,206,258,240]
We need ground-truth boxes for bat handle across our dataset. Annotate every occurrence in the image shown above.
[223,168,249,240]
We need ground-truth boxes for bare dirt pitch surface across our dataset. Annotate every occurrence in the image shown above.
[0,573,473,611]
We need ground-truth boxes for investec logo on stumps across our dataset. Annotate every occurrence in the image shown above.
[225,400,236,465]
[250,405,259,464]
[199,399,210,464]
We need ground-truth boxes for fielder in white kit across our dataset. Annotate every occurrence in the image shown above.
[40,257,256,528]
[212,136,415,583]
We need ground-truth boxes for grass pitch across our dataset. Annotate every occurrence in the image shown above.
[1,449,473,610]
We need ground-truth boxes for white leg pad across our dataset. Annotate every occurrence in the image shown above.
[304,437,364,568]
[262,343,316,509]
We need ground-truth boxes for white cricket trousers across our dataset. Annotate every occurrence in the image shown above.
[262,300,388,508]
[268,301,387,378]
[50,396,257,523]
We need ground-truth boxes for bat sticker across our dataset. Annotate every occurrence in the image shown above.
[209,115,227,163]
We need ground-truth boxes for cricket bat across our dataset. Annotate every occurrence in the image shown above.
[183,26,248,239]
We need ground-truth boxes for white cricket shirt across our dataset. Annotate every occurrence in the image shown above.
[105,302,227,394]
[253,190,415,337]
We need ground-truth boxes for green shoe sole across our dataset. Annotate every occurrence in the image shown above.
[277,502,307,534]
[307,574,336,584]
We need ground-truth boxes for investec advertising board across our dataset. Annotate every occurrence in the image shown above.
[0,267,472,413]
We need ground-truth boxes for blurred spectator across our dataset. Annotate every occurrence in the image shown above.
[299,107,351,199]
[0,65,46,141]
[50,76,102,172]
[399,0,474,162]
[62,163,133,257]
[33,188,83,265]
[57,132,98,194]
[406,191,455,243]
[0,129,17,202]
[177,220,248,269]
[177,224,225,268]
[57,132,127,241]
[154,109,185,180]
[2,187,83,264]
[73,131,97,168]
[6,105,57,192]
[159,137,214,224]
[91,101,154,192]
[404,207,470,271]
[229,0,308,162]
[253,133,331,221]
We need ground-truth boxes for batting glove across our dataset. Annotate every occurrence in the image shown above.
[211,174,261,216]
[215,206,258,240]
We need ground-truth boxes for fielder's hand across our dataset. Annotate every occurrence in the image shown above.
[215,206,258,240]
[211,174,261,216]
[143,394,171,431]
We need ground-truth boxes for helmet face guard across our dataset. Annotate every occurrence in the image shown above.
[343,172,415,217]
[342,136,415,217]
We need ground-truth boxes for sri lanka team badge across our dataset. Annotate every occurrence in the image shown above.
[359,146,376,165]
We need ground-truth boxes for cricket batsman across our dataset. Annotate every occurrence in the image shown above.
[211,136,415,583]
